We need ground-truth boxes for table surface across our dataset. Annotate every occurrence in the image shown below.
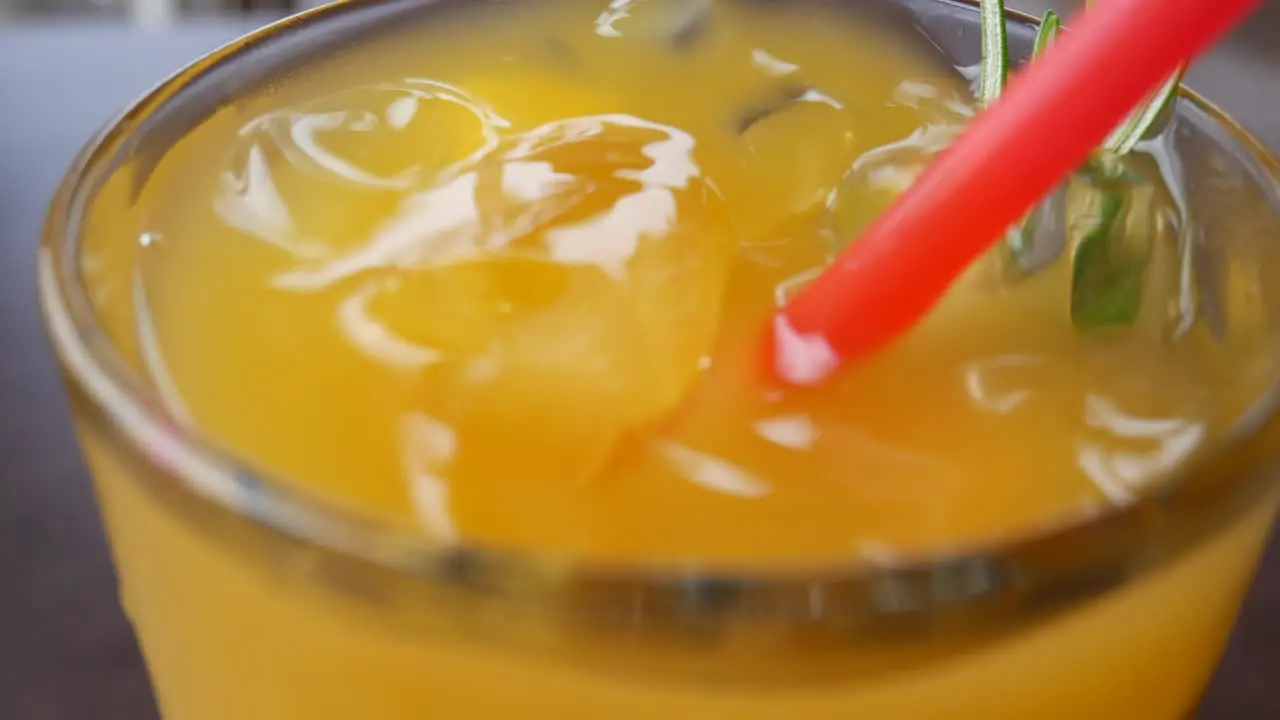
[1,14,1278,720]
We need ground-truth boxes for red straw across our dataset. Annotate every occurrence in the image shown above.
[771,0,1262,385]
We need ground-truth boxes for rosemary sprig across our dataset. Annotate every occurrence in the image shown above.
[1090,0,1186,155]
[1032,10,1060,57]
[1104,70,1184,155]
[979,5,1185,331]
[978,0,1008,104]
[1074,4,1185,330]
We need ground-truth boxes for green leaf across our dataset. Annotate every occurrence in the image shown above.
[1104,69,1183,155]
[1032,10,1060,58]
[978,0,1008,104]
[1070,186,1147,329]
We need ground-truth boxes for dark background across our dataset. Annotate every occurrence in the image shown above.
[0,2,1277,718]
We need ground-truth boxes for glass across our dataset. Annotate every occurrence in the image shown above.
[38,1,1280,718]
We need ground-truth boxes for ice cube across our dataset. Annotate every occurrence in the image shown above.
[823,84,972,241]
[215,81,504,260]
[718,85,861,239]
[315,115,735,469]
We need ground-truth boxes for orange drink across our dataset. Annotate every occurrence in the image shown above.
[41,1,1280,718]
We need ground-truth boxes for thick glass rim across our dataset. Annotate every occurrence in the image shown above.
[37,0,1280,650]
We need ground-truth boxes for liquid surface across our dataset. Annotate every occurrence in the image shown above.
[84,0,1265,565]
